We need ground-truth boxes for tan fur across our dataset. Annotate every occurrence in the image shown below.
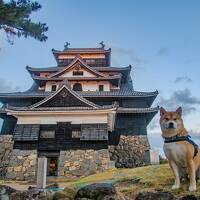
[160,107,200,192]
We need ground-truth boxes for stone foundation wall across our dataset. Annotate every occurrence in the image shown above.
[0,135,151,180]
[0,135,13,163]
[6,149,37,181]
[109,135,150,168]
[0,135,14,179]
[58,149,110,177]
[0,135,37,181]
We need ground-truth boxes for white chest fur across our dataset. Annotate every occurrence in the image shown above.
[164,142,187,167]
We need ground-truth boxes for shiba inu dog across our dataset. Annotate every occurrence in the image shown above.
[160,107,200,192]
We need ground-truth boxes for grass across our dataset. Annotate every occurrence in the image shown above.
[2,164,200,199]
[48,164,200,199]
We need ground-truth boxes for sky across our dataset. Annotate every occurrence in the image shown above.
[1,0,200,154]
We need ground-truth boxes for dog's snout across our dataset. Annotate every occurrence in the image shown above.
[168,122,174,128]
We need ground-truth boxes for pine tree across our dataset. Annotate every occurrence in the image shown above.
[0,0,48,44]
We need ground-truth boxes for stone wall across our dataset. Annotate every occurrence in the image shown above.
[0,135,13,163]
[0,135,14,179]
[0,135,37,181]
[6,149,37,181]
[0,135,151,180]
[58,149,110,177]
[109,135,150,168]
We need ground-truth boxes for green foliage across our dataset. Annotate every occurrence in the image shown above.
[159,155,168,164]
[0,0,48,44]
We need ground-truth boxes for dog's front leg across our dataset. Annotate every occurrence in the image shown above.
[169,161,180,189]
[188,160,196,192]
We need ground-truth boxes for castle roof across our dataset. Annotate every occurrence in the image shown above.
[0,89,158,99]
[30,83,100,109]
[48,56,108,78]
[52,47,111,54]
[52,46,111,65]
[26,65,131,73]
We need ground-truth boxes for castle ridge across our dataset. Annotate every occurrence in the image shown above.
[0,42,159,180]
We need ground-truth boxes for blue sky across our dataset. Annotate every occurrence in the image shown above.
[1,0,200,153]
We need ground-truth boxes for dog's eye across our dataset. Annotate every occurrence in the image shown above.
[174,118,177,121]
[165,118,169,121]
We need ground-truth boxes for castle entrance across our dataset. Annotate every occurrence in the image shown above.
[47,157,58,176]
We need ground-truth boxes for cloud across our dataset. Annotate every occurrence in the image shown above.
[189,130,200,145]
[188,130,200,145]
[0,78,20,93]
[174,76,192,83]
[156,47,169,56]
[159,88,200,115]
[112,47,145,65]
[149,116,159,131]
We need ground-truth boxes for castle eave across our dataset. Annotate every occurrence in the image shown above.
[117,106,159,114]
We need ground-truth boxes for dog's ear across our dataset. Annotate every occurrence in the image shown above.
[176,107,182,116]
[160,107,167,116]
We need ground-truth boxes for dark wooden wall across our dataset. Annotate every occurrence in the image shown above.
[1,98,44,107]
[14,123,109,151]
[0,115,17,135]
[115,113,147,135]
[87,97,151,108]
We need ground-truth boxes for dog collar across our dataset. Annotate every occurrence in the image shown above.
[164,135,198,158]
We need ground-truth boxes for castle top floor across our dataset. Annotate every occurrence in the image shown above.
[52,42,111,67]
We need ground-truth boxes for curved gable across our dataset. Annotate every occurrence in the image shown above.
[49,57,106,78]
[30,85,99,109]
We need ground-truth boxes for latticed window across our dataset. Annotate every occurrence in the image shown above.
[99,85,104,91]
[14,124,40,141]
[72,130,81,138]
[51,85,57,91]
[80,124,108,140]
[73,71,83,76]
[40,130,55,138]
[73,83,82,91]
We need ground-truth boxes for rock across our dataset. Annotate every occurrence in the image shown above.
[0,185,17,195]
[75,183,116,199]
[135,191,176,200]
[102,194,125,200]
[53,187,76,200]
[53,191,70,200]
[63,187,77,199]
[179,195,200,200]
[9,190,33,200]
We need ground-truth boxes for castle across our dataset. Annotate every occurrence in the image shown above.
[0,43,158,180]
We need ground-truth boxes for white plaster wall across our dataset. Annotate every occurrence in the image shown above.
[45,81,60,92]
[45,81,110,92]
[17,113,108,124]
[70,81,110,91]
[60,69,96,78]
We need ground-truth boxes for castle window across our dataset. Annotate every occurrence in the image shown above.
[99,85,104,91]
[73,83,82,91]
[73,71,83,76]
[85,59,95,64]
[40,130,55,138]
[14,124,40,141]
[80,124,108,140]
[51,85,57,91]
[72,130,81,138]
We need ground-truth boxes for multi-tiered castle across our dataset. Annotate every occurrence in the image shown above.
[0,43,158,180]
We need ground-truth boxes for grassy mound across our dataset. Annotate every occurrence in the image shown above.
[48,164,200,199]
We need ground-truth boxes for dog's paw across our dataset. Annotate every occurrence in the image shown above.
[172,184,180,190]
[189,185,196,192]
